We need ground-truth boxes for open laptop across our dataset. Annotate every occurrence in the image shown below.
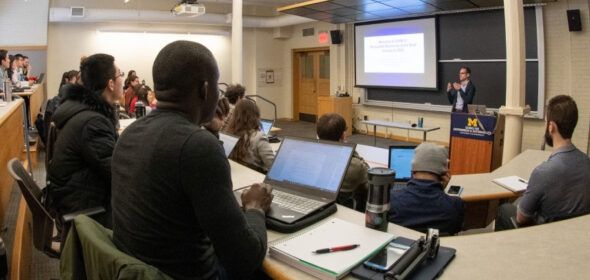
[388,146,417,184]
[468,104,487,115]
[218,132,239,158]
[260,118,274,136]
[237,137,355,224]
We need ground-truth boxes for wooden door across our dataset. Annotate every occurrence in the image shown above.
[293,49,330,122]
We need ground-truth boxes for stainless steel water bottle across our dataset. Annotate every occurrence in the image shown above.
[365,167,395,232]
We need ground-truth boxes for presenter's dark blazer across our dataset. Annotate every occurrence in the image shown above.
[447,81,476,113]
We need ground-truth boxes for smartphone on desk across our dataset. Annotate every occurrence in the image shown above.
[447,185,463,196]
[363,242,410,272]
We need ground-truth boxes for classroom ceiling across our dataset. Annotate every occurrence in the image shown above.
[277,0,558,24]
[49,0,304,17]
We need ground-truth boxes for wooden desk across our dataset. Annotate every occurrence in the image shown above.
[0,100,25,226]
[362,120,440,146]
[13,84,45,128]
[448,149,551,229]
[231,157,590,279]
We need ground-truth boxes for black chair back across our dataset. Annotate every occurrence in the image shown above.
[7,158,59,258]
[46,122,58,169]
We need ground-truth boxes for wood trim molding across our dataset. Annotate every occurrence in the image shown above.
[0,45,47,51]
[292,47,330,53]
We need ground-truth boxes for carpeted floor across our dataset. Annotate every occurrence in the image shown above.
[273,119,412,149]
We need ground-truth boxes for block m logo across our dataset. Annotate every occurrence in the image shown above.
[467,118,478,127]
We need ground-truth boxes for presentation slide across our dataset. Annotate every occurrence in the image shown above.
[355,18,437,89]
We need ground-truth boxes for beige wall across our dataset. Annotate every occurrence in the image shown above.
[0,0,49,46]
[47,23,231,98]
[244,22,346,119]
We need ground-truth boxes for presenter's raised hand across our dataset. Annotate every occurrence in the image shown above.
[446,82,452,92]
[241,183,274,213]
[453,83,461,91]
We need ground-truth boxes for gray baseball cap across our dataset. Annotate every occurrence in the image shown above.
[412,142,449,175]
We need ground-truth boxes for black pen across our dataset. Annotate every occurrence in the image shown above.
[312,244,360,254]
[518,178,528,184]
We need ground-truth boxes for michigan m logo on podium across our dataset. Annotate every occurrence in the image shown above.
[467,118,478,127]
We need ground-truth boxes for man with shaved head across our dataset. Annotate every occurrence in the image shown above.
[112,41,272,279]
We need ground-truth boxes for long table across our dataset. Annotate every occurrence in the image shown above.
[0,99,25,226]
[229,158,590,279]
[362,119,440,146]
[447,149,551,229]
[13,83,45,129]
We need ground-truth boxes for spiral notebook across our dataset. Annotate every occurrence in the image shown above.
[269,218,395,280]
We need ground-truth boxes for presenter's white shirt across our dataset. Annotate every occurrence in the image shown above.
[455,81,469,110]
[455,90,464,110]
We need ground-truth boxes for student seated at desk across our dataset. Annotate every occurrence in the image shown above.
[111,41,273,280]
[496,95,590,230]
[226,99,275,173]
[46,54,122,228]
[0,49,8,85]
[388,143,464,235]
[316,113,369,212]
[221,83,245,131]
[128,85,152,117]
[203,96,230,139]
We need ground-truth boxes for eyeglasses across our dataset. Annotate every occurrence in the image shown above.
[459,72,467,74]
[113,71,124,80]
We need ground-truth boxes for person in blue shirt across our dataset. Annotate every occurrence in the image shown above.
[388,143,464,234]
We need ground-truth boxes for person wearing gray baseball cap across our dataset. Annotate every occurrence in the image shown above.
[387,142,464,234]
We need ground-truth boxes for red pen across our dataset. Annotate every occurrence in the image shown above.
[312,244,360,254]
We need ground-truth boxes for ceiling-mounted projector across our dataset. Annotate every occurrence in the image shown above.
[172,1,205,17]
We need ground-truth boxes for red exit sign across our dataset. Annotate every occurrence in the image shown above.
[318,31,329,44]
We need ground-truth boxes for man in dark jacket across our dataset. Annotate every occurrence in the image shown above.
[111,41,272,279]
[446,66,476,113]
[46,54,122,228]
[388,143,464,234]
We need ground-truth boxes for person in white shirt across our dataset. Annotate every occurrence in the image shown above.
[446,66,476,113]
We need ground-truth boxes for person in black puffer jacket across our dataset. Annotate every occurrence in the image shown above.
[45,54,123,228]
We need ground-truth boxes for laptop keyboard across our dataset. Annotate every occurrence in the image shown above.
[272,189,324,214]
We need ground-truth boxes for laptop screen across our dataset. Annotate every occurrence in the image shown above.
[218,133,239,158]
[260,119,273,135]
[388,146,416,181]
[266,138,354,193]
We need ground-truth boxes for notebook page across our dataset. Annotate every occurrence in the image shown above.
[272,218,395,275]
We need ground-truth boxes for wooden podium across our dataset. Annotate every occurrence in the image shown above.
[449,113,505,175]
[317,96,352,136]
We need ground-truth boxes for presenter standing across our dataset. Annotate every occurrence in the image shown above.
[447,67,475,113]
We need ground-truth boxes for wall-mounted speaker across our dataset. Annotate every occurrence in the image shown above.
[567,9,582,32]
[330,30,342,44]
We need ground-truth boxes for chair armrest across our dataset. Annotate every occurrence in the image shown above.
[61,207,106,224]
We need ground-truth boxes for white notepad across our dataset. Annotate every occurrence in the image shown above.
[492,175,528,192]
[269,218,395,280]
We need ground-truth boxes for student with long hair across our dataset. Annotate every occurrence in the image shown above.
[227,99,275,172]
[129,85,152,116]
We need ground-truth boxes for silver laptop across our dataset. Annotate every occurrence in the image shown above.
[260,119,274,136]
[237,137,355,224]
[219,132,239,158]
